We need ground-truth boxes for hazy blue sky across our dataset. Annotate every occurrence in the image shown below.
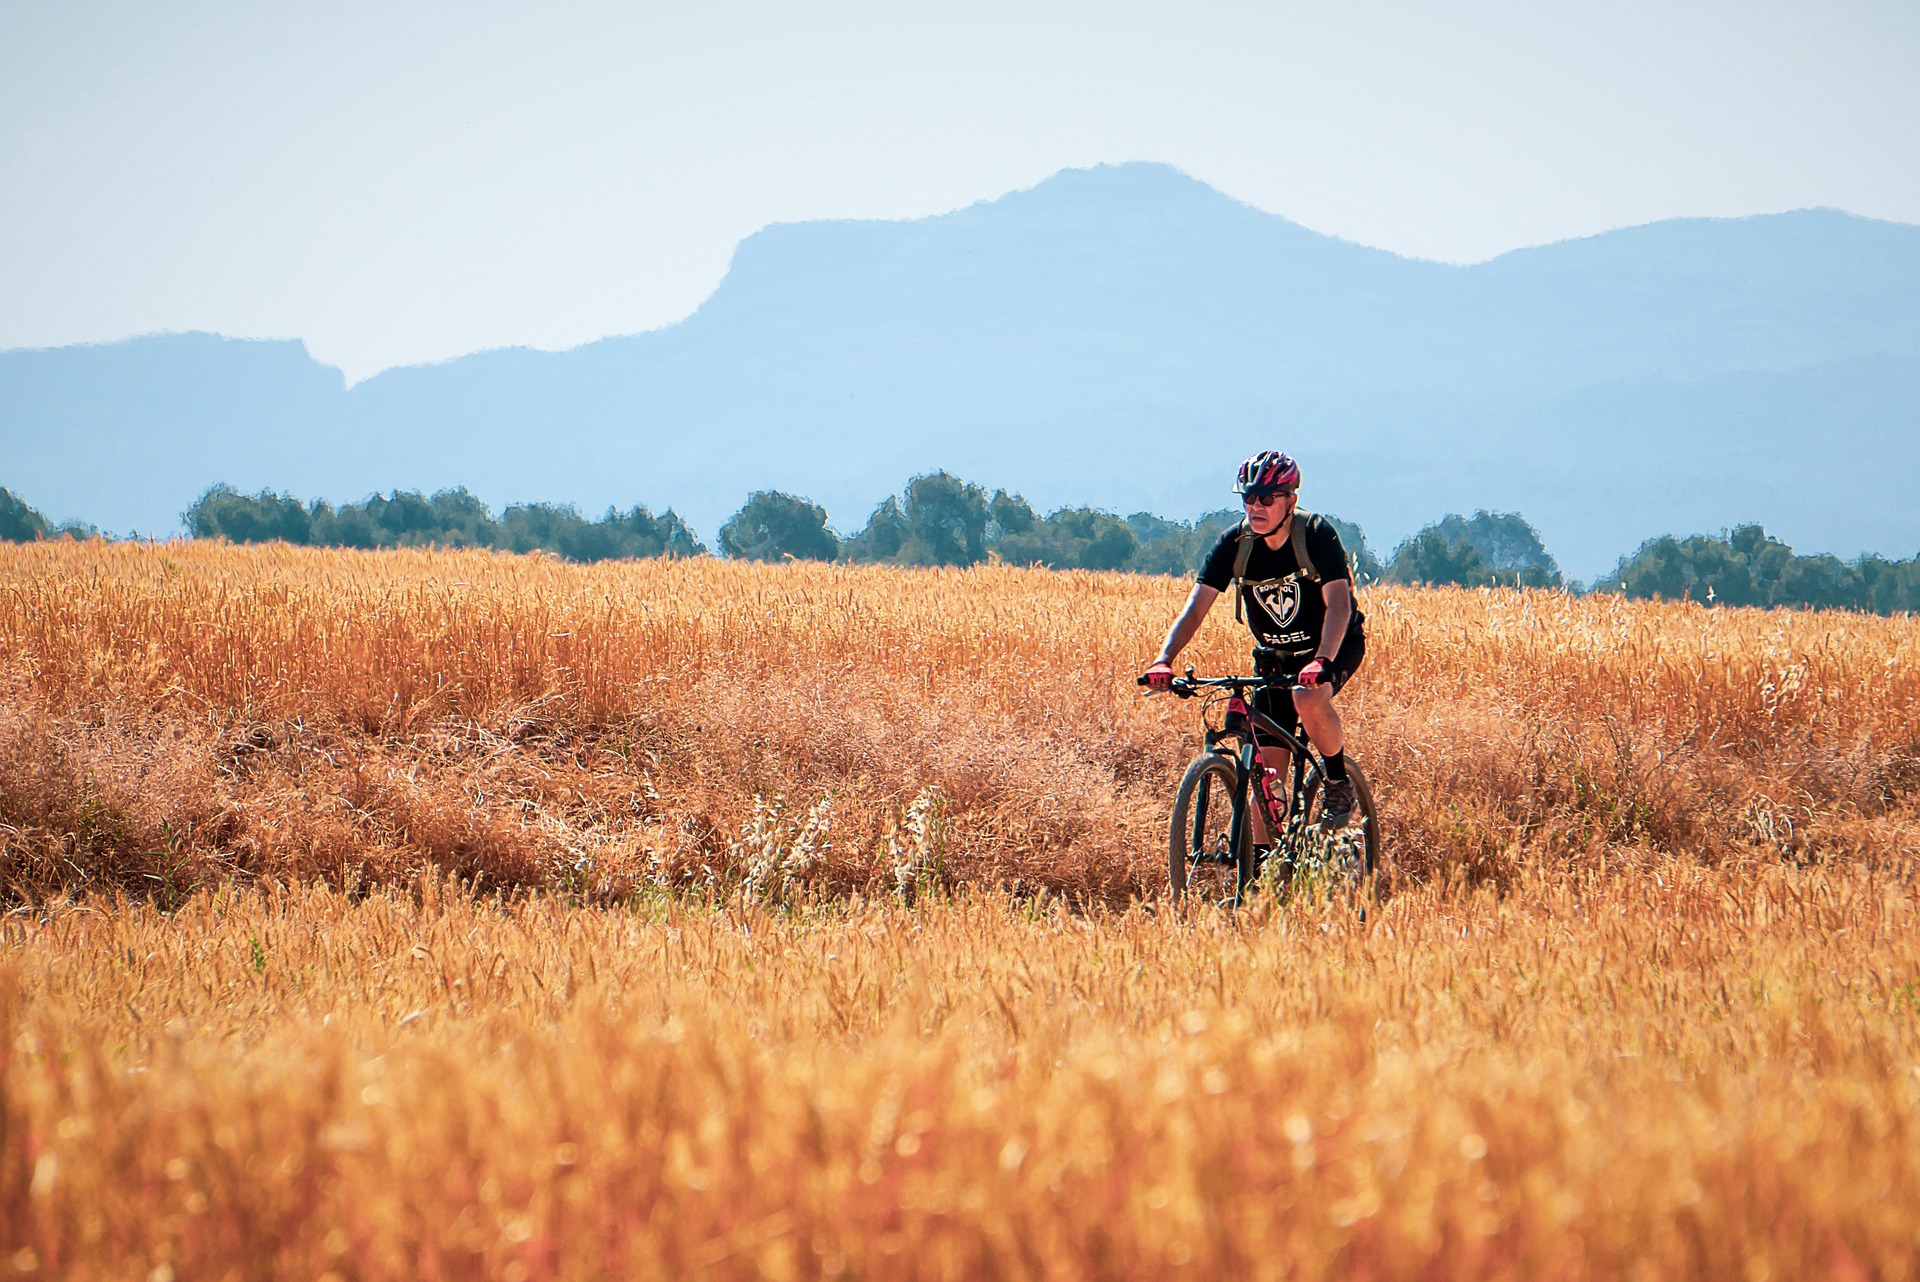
[4,0,1918,381]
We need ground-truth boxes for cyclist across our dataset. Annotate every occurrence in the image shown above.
[1142,450,1367,827]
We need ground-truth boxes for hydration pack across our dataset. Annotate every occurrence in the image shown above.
[1231,511,1321,624]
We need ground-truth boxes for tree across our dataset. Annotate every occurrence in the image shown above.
[1386,511,1560,588]
[1387,529,1495,586]
[719,491,839,562]
[901,472,990,566]
[1612,535,1694,601]
[1421,511,1561,587]
[554,508,625,563]
[1773,553,1866,611]
[1675,535,1757,605]
[310,501,379,549]
[183,484,313,544]
[605,505,704,559]
[1123,512,1203,576]
[1122,508,1241,576]
[498,502,572,554]
[996,507,1138,571]
[840,497,908,562]
[1859,555,1920,614]
[495,501,702,562]
[363,490,438,544]
[987,490,1036,541]
[425,488,498,547]
[0,488,49,542]
[842,472,991,567]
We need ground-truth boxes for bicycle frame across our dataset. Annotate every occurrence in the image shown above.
[1205,687,1324,876]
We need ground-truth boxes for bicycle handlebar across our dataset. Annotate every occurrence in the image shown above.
[1136,670,1311,698]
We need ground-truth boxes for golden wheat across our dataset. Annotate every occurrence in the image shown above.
[2,539,1918,1278]
[5,867,1919,1279]
[2,540,1915,901]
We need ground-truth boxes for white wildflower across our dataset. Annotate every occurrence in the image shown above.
[889,787,944,898]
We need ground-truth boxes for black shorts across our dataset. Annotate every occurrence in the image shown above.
[1251,628,1366,731]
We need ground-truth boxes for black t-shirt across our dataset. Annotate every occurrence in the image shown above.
[1197,516,1361,662]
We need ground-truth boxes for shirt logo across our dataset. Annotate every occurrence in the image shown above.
[1249,577,1301,629]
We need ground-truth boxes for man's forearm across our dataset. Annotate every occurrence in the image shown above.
[1155,614,1202,665]
[1154,586,1219,665]
[1316,589,1352,661]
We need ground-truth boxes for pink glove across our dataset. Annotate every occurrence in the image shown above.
[1143,661,1175,690]
[1295,658,1329,688]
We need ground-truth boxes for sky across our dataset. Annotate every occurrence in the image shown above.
[4,0,1919,383]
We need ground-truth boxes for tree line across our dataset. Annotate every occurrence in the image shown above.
[176,483,702,561]
[1597,524,1920,614]
[4,479,1917,615]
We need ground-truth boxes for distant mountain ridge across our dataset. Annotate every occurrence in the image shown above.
[5,162,1919,578]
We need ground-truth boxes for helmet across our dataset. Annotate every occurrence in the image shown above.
[1234,450,1300,494]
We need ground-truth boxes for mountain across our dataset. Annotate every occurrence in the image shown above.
[6,161,1919,578]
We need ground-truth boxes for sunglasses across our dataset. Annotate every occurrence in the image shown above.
[1241,490,1295,508]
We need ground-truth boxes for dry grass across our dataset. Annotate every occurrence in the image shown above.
[2,539,1919,1278]
[3,540,1915,901]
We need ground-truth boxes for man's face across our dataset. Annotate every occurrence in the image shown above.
[1242,489,1295,537]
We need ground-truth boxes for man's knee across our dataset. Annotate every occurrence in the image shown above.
[1291,685,1333,713]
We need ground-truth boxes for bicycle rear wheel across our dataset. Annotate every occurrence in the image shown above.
[1292,760,1381,899]
[1168,752,1255,908]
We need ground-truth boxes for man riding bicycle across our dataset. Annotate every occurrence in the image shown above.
[1143,450,1367,828]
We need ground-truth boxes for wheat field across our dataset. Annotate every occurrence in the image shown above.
[2,539,1918,1279]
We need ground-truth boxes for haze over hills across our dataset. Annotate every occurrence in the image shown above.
[5,161,1919,578]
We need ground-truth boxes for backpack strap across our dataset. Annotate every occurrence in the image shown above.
[1231,520,1254,622]
[1290,510,1320,584]
[1232,513,1321,621]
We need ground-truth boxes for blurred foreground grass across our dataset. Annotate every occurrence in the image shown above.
[6,866,1918,1279]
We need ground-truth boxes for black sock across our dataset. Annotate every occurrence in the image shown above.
[1322,751,1348,783]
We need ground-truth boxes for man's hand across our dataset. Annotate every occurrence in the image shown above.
[1142,660,1175,690]
[1295,657,1329,688]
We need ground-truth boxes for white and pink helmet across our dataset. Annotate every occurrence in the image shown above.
[1234,450,1300,495]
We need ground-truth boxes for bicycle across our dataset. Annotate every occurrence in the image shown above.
[1140,664,1380,909]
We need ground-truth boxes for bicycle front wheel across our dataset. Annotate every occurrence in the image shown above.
[1168,752,1255,908]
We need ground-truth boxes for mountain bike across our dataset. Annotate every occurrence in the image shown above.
[1141,665,1380,908]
